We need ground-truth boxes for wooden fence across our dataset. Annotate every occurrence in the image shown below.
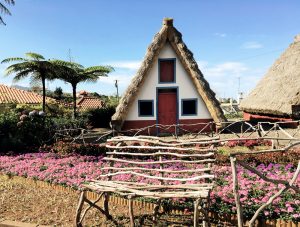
[52,120,300,146]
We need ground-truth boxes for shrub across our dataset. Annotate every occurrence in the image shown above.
[216,149,300,165]
[0,111,89,152]
[43,141,107,156]
[84,106,116,128]
[226,139,271,148]
[0,111,22,151]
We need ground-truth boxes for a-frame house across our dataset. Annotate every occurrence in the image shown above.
[112,18,226,134]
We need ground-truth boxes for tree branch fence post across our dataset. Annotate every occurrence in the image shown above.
[230,156,244,227]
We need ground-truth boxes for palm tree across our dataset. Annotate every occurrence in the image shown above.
[51,60,114,118]
[0,0,15,25]
[1,52,56,112]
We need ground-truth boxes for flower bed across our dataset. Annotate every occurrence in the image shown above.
[0,153,104,187]
[0,152,299,223]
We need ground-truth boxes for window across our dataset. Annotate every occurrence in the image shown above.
[138,100,154,117]
[182,99,197,116]
[159,59,175,83]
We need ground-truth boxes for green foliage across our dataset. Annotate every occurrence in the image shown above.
[53,87,63,100]
[92,94,119,107]
[224,112,243,119]
[44,141,107,156]
[0,0,15,25]
[0,110,88,152]
[1,53,57,112]
[52,116,87,131]
[216,149,300,165]
[83,106,116,128]
[50,59,114,118]
[0,111,21,151]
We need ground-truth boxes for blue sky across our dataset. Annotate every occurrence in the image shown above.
[1,0,300,98]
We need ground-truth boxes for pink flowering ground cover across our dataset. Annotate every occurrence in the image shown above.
[0,153,104,187]
[0,152,299,222]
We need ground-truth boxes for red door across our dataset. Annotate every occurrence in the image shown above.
[158,90,177,133]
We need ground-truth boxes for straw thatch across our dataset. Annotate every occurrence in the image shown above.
[112,18,226,129]
[240,35,300,118]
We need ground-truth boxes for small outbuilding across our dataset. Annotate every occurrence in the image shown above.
[240,34,300,122]
[77,92,105,112]
[111,18,226,134]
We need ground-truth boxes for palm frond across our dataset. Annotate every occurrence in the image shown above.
[12,69,34,82]
[1,57,27,64]
[81,76,99,83]
[51,59,84,69]
[25,52,45,61]
[0,16,5,25]
[4,0,15,5]
[0,0,14,25]
[29,76,42,88]
[85,65,114,73]
[0,2,11,15]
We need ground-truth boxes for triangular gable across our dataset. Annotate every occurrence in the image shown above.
[112,18,226,128]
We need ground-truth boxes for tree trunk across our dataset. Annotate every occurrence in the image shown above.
[42,76,46,112]
[72,84,77,119]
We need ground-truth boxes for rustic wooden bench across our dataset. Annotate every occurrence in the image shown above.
[75,136,217,227]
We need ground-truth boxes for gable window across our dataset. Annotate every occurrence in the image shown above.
[138,100,154,117]
[159,59,175,83]
[182,99,197,116]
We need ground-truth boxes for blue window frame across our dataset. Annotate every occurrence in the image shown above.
[181,98,198,116]
[138,100,154,117]
[158,58,176,83]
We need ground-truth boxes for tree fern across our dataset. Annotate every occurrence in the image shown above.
[0,0,15,25]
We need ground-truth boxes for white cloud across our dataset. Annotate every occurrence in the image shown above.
[103,60,141,70]
[196,60,208,68]
[203,62,248,78]
[241,41,263,49]
[0,64,7,75]
[214,33,227,38]
[200,61,265,98]
[98,73,133,86]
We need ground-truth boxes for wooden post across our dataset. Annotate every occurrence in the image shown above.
[230,156,243,227]
[128,195,135,227]
[210,122,214,137]
[203,162,212,227]
[275,123,280,147]
[272,139,276,149]
[153,150,163,223]
[75,190,86,227]
[257,123,262,138]
[194,198,200,227]
[103,193,110,220]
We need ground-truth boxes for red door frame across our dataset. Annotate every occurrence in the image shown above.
[156,87,178,134]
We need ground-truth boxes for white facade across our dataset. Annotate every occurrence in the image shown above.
[125,43,212,121]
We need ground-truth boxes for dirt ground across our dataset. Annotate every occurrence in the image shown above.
[0,175,229,227]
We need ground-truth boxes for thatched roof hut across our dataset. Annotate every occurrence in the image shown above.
[112,18,226,130]
[240,34,300,119]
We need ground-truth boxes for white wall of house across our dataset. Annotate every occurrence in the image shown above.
[125,43,212,121]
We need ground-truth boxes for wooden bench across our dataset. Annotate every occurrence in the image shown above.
[75,136,217,227]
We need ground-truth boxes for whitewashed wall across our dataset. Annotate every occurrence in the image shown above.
[125,43,212,121]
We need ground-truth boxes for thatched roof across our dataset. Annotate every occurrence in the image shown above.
[240,34,300,118]
[112,18,227,128]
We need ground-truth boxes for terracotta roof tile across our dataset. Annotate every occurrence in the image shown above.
[0,84,54,104]
[77,97,104,111]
